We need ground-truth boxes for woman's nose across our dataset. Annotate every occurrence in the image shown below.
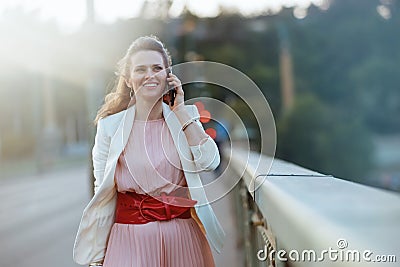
[144,68,155,79]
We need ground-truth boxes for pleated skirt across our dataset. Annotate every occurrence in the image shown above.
[102,217,215,267]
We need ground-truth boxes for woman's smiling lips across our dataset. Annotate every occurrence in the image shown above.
[142,82,159,89]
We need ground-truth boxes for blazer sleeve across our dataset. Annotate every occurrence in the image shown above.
[92,118,110,194]
[188,105,221,171]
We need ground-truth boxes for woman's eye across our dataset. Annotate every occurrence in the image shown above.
[154,66,162,71]
[135,68,145,72]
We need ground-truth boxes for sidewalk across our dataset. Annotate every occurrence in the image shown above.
[200,161,244,267]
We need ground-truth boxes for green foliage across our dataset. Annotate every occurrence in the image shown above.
[195,15,282,116]
[350,57,400,133]
[289,0,400,133]
[247,64,281,118]
[277,94,374,181]
[202,43,247,67]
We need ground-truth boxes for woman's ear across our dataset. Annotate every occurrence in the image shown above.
[124,78,131,88]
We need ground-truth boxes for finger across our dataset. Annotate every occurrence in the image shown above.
[169,80,182,87]
[168,74,181,82]
[169,82,183,93]
[167,77,180,83]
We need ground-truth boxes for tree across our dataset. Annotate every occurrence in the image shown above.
[277,94,373,181]
[289,0,400,133]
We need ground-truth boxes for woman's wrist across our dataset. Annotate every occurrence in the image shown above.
[173,105,191,123]
[172,103,187,114]
[181,117,198,131]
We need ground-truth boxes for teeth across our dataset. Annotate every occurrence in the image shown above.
[144,83,157,87]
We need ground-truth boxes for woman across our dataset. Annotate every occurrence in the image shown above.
[73,36,225,266]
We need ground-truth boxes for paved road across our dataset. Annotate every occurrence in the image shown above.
[0,162,243,267]
[0,165,90,267]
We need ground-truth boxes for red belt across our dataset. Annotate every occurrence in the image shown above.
[115,191,197,224]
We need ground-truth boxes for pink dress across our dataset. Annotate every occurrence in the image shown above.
[103,118,215,267]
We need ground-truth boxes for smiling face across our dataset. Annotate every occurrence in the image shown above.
[127,50,168,103]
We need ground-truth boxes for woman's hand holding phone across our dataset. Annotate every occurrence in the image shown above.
[166,70,184,111]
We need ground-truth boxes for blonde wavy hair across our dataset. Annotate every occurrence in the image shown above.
[94,35,172,125]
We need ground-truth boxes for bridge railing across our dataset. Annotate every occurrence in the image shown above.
[226,147,399,267]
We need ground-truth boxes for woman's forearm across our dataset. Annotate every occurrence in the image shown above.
[173,107,209,146]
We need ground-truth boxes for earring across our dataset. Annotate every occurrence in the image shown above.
[129,87,134,99]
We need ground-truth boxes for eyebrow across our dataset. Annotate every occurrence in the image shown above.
[133,64,164,68]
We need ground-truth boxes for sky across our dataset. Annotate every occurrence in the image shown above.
[0,0,326,33]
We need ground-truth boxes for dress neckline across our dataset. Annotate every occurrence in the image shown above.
[134,117,164,123]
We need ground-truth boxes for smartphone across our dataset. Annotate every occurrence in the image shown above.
[166,67,176,106]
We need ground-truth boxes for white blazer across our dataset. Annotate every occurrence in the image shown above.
[73,103,226,265]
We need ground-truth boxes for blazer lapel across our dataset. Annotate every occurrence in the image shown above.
[107,105,135,161]
[97,105,135,198]
[162,103,194,170]
[122,105,136,148]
